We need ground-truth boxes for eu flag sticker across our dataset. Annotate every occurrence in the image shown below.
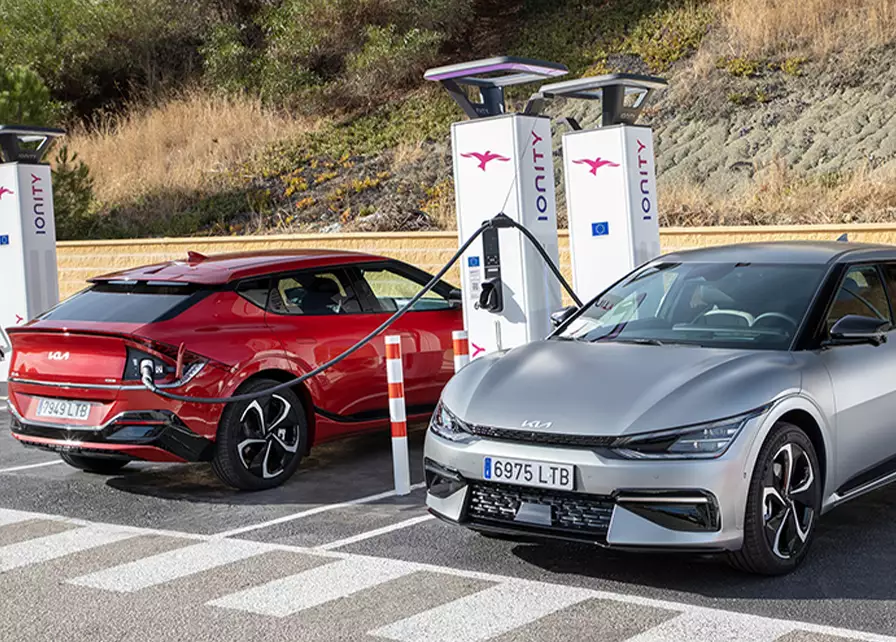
[468,256,481,267]
[483,457,492,479]
[0,235,8,246]
[592,222,610,236]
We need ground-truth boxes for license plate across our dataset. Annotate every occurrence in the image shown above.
[35,398,92,421]
[483,456,574,491]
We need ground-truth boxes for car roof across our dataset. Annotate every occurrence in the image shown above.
[660,241,896,265]
[91,249,390,285]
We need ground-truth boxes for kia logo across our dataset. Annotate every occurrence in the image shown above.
[461,151,510,171]
[47,351,70,361]
[521,419,553,429]
[573,157,620,175]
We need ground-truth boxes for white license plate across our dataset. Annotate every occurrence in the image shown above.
[483,456,574,491]
[36,398,92,421]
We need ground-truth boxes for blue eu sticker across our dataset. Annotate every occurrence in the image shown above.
[483,457,492,479]
[592,222,610,236]
[468,256,481,267]
[0,235,8,246]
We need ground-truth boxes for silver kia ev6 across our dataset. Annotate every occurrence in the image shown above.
[424,242,896,574]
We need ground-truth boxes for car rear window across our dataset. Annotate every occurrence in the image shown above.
[39,282,211,324]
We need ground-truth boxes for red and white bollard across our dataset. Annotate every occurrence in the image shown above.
[452,330,470,373]
[385,335,411,496]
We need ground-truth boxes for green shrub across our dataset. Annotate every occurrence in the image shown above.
[627,3,715,71]
[716,56,764,77]
[51,146,97,240]
[0,66,62,126]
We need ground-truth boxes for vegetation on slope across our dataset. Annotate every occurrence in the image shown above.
[2,0,896,238]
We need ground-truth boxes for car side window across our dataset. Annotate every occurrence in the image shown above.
[826,265,892,331]
[236,278,270,310]
[269,270,361,316]
[357,266,451,312]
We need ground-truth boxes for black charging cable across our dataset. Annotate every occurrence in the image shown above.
[141,215,581,403]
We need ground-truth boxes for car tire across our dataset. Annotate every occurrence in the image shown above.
[60,453,128,474]
[211,378,307,491]
[728,421,822,575]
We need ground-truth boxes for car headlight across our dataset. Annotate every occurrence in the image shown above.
[611,409,766,460]
[429,402,473,443]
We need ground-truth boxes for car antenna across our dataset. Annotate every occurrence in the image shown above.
[836,233,848,242]
[186,251,208,263]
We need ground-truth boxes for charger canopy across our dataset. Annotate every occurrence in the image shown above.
[0,125,65,164]
[539,73,667,128]
[425,56,567,119]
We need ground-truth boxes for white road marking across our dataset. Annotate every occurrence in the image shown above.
[68,539,269,592]
[315,514,435,550]
[0,508,37,527]
[0,525,137,572]
[0,460,64,474]
[624,610,794,642]
[372,581,593,642]
[211,481,427,538]
[0,507,894,642]
[208,557,417,617]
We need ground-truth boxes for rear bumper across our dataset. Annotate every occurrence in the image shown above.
[9,407,215,463]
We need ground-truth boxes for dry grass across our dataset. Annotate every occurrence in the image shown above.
[67,91,317,207]
[661,160,896,226]
[717,0,896,57]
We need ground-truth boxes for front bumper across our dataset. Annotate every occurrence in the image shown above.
[424,425,755,551]
[9,407,215,463]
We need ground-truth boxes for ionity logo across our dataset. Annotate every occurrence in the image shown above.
[572,157,620,175]
[461,151,511,171]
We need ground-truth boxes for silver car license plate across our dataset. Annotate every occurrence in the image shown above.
[35,398,92,421]
[483,456,574,491]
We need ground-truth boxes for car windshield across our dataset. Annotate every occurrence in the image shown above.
[558,262,827,350]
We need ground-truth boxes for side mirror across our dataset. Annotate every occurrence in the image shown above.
[447,288,463,309]
[551,305,578,328]
[828,315,890,347]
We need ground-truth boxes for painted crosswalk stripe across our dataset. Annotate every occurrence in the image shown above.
[0,509,36,527]
[623,610,794,642]
[0,525,137,572]
[371,581,593,642]
[68,539,269,592]
[208,557,417,617]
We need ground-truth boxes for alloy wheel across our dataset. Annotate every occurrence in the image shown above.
[236,395,299,479]
[761,442,816,560]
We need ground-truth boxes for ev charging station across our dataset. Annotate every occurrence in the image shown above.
[0,125,65,384]
[424,57,568,360]
[539,74,667,302]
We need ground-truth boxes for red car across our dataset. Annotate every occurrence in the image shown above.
[6,250,462,490]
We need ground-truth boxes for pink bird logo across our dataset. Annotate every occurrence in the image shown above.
[461,151,511,171]
[0,187,13,200]
[573,157,620,175]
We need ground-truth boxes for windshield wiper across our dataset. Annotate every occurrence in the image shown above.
[607,338,665,346]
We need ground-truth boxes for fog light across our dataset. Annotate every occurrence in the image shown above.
[615,491,720,532]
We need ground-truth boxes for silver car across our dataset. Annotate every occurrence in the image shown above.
[424,241,896,574]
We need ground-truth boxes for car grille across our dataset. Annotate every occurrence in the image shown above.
[467,482,614,536]
[465,425,616,448]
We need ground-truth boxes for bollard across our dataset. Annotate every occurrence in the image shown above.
[385,335,411,496]
[452,330,470,373]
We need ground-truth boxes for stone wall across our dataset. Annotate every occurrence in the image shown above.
[56,224,896,299]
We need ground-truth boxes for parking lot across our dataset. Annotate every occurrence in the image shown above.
[2,404,896,641]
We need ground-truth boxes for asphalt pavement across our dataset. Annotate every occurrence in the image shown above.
[1,405,895,641]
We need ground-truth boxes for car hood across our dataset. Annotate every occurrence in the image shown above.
[441,340,801,437]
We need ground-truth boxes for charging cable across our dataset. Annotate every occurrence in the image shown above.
[140,214,580,404]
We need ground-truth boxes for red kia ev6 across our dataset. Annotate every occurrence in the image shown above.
[6,250,462,490]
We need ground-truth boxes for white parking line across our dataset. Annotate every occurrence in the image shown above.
[208,557,416,617]
[69,539,269,592]
[0,524,137,572]
[315,514,435,551]
[372,582,593,642]
[212,481,427,538]
[0,460,64,474]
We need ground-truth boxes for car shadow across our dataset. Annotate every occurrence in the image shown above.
[104,427,428,507]
[510,485,896,601]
